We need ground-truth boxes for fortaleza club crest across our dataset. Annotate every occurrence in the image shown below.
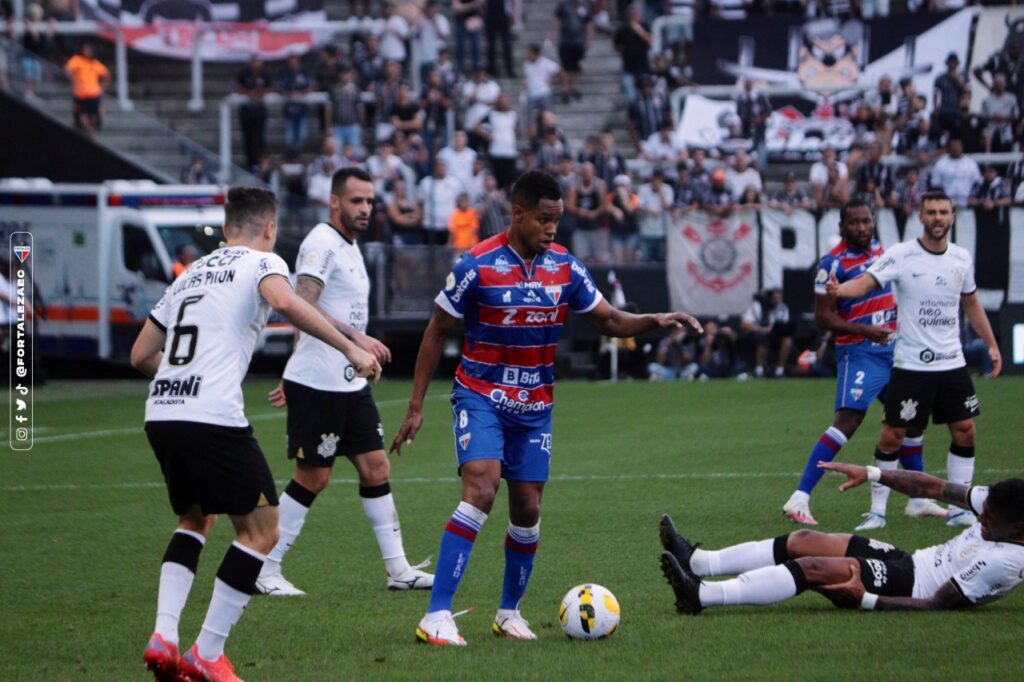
[459,432,472,449]
[13,245,31,263]
[681,219,753,292]
[317,433,340,458]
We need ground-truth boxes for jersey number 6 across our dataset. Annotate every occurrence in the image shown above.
[168,295,205,366]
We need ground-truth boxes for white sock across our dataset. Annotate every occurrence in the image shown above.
[195,544,266,661]
[690,539,775,577]
[870,457,898,515]
[263,492,311,573]
[154,563,196,646]
[947,452,975,512]
[363,492,410,577]
[698,565,798,606]
[787,490,810,506]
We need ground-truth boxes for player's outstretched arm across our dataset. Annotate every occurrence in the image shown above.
[961,291,1002,378]
[260,275,381,382]
[130,319,166,378]
[581,299,703,338]
[826,273,878,300]
[390,306,460,454]
[819,461,971,509]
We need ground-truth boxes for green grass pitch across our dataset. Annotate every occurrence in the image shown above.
[2,376,1023,680]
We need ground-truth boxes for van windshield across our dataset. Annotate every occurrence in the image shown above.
[157,223,225,260]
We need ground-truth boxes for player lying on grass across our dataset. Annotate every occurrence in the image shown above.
[660,461,1024,613]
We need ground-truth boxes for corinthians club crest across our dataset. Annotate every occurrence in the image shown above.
[681,218,754,292]
[317,433,340,458]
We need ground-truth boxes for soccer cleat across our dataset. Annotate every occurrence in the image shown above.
[387,558,434,591]
[782,499,819,525]
[254,567,305,597]
[854,512,887,531]
[179,644,243,682]
[492,609,537,640]
[946,509,976,527]
[415,610,468,647]
[143,633,184,682]
[659,514,699,571]
[904,499,948,519]
[659,552,704,615]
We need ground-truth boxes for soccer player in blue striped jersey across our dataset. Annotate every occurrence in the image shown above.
[391,171,702,646]
[782,199,943,529]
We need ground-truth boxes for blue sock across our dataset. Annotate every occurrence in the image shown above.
[427,501,487,613]
[499,522,540,610]
[796,426,848,494]
[899,436,924,472]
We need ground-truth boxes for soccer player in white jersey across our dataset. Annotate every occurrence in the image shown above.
[659,462,1024,614]
[132,187,381,682]
[255,168,433,597]
[827,191,1002,527]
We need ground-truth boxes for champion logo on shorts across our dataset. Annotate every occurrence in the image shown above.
[317,433,340,458]
[459,432,472,449]
[899,399,918,422]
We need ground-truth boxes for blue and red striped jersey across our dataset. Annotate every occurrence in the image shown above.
[435,233,603,421]
[814,239,896,349]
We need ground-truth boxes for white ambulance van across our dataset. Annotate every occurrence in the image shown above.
[0,179,292,362]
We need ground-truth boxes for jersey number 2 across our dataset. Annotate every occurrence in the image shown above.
[168,295,204,366]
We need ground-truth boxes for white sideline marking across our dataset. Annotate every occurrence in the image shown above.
[25,395,446,445]
[1,469,1018,493]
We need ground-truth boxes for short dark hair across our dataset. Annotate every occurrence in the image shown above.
[224,186,277,234]
[510,171,563,209]
[920,190,953,208]
[988,478,1024,524]
[839,198,872,224]
[331,167,373,197]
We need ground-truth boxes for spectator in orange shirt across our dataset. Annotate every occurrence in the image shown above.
[64,43,109,135]
[448,193,480,250]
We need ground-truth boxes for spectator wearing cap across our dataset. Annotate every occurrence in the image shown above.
[968,165,1012,217]
[700,168,735,217]
[933,52,966,136]
[606,173,640,264]
[931,138,981,207]
[736,79,771,172]
[523,44,562,140]
[727,150,762,201]
[636,168,674,262]
[769,173,811,213]
[981,74,1019,153]
[629,76,670,152]
[568,162,609,263]
[613,4,652,105]
[642,123,687,166]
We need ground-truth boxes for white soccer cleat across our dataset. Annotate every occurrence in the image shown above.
[904,499,949,519]
[946,509,976,527]
[415,610,467,647]
[387,558,434,591]
[854,512,887,531]
[782,499,818,525]
[255,566,306,597]
[492,609,538,640]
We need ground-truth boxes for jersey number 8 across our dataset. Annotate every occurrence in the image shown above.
[168,295,204,366]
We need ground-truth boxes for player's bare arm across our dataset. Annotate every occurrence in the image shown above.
[129,319,166,378]
[581,299,703,338]
[827,272,879,300]
[819,461,972,509]
[961,291,1002,378]
[813,293,890,344]
[390,305,461,454]
[818,565,968,611]
[296,274,391,363]
[260,274,381,382]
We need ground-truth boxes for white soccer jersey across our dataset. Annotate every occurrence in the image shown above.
[145,247,290,427]
[283,223,370,393]
[911,487,1024,604]
[867,239,975,371]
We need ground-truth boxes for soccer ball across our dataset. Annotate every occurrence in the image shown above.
[558,583,620,640]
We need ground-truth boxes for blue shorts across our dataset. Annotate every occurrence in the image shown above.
[834,345,892,413]
[451,388,553,482]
